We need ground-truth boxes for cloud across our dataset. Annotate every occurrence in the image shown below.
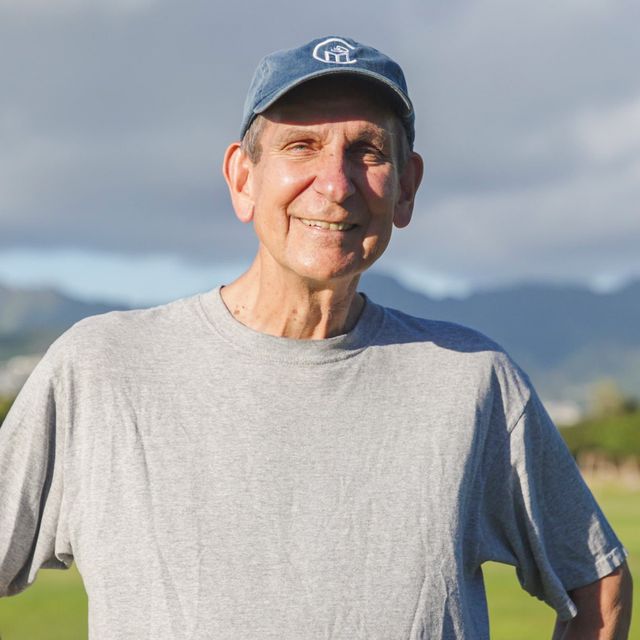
[0,248,247,305]
[0,0,156,16]
[574,95,640,164]
[0,0,639,293]
[386,153,640,288]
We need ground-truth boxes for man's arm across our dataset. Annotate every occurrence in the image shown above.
[552,562,633,639]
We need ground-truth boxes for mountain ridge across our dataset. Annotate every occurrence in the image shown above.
[1,276,639,405]
[360,273,640,404]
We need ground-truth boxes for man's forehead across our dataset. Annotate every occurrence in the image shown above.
[265,119,392,148]
[261,108,397,152]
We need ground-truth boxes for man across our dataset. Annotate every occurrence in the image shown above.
[0,36,632,639]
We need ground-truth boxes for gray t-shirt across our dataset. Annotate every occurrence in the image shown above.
[0,288,627,639]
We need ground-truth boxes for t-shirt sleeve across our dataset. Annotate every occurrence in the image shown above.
[0,347,73,597]
[477,389,628,620]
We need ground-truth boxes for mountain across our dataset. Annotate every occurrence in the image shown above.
[0,283,123,334]
[360,273,640,404]
[0,283,127,361]
[1,276,639,407]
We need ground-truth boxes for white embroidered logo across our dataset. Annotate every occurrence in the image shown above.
[312,38,357,65]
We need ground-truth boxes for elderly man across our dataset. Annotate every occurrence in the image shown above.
[0,36,632,639]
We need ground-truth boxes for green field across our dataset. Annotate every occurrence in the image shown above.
[485,481,639,639]
[0,482,637,639]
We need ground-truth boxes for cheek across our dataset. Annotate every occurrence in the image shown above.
[362,225,393,259]
[362,169,399,208]
[252,167,309,228]
[360,175,397,254]
[262,163,311,199]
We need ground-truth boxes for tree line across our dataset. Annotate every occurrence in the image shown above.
[561,381,640,466]
[0,396,13,424]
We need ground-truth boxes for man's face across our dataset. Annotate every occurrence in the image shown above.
[241,81,415,286]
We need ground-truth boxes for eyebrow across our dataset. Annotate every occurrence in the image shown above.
[271,127,323,146]
[352,127,390,147]
[271,124,392,149]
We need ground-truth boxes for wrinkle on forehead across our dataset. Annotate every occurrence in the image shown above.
[268,122,391,147]
[262,86,399,153]
[246,76,409,166]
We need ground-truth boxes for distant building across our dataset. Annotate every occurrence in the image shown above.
[544,399,583,427]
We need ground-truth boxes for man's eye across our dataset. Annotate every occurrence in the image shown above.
[351,145,386,161]
[286,142,312,152]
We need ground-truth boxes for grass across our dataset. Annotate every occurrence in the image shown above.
[485,480,639,638]
[0,483,637,639]
[0,565,87,640]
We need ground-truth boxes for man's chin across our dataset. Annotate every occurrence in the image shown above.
[295,265,367,289]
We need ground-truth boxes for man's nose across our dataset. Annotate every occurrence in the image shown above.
[312,151,356,203]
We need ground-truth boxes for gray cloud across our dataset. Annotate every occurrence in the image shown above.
[1,0,639,290]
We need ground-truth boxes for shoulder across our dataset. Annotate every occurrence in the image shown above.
[44,294,203,370]
[375,302,533,422]
[379,303,503,352]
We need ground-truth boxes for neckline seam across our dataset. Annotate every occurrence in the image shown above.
[196,290,386,366]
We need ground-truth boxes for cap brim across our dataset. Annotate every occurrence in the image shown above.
[252,67,413,118]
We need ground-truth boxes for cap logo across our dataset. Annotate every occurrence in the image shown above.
[312,38,357,65]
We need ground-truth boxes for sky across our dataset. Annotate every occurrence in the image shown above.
[1,0,639,305]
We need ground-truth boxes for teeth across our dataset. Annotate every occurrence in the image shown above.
[298,218,355,231]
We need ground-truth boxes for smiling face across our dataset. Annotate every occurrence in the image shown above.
[226,77,422,288]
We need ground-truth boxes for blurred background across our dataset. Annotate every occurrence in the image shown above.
[0,0,638,637]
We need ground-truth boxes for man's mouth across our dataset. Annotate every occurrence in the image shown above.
[296,217,356,232]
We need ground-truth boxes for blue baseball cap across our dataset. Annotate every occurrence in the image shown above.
[240,36,415,147]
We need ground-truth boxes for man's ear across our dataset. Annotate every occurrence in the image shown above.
[393,151,424,229]
[223,142,255,223]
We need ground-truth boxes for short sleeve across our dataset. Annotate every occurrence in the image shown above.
[0,347,72,597]
[477,390,628,620]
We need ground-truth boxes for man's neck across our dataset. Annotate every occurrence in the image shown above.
[219,258,365,340]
